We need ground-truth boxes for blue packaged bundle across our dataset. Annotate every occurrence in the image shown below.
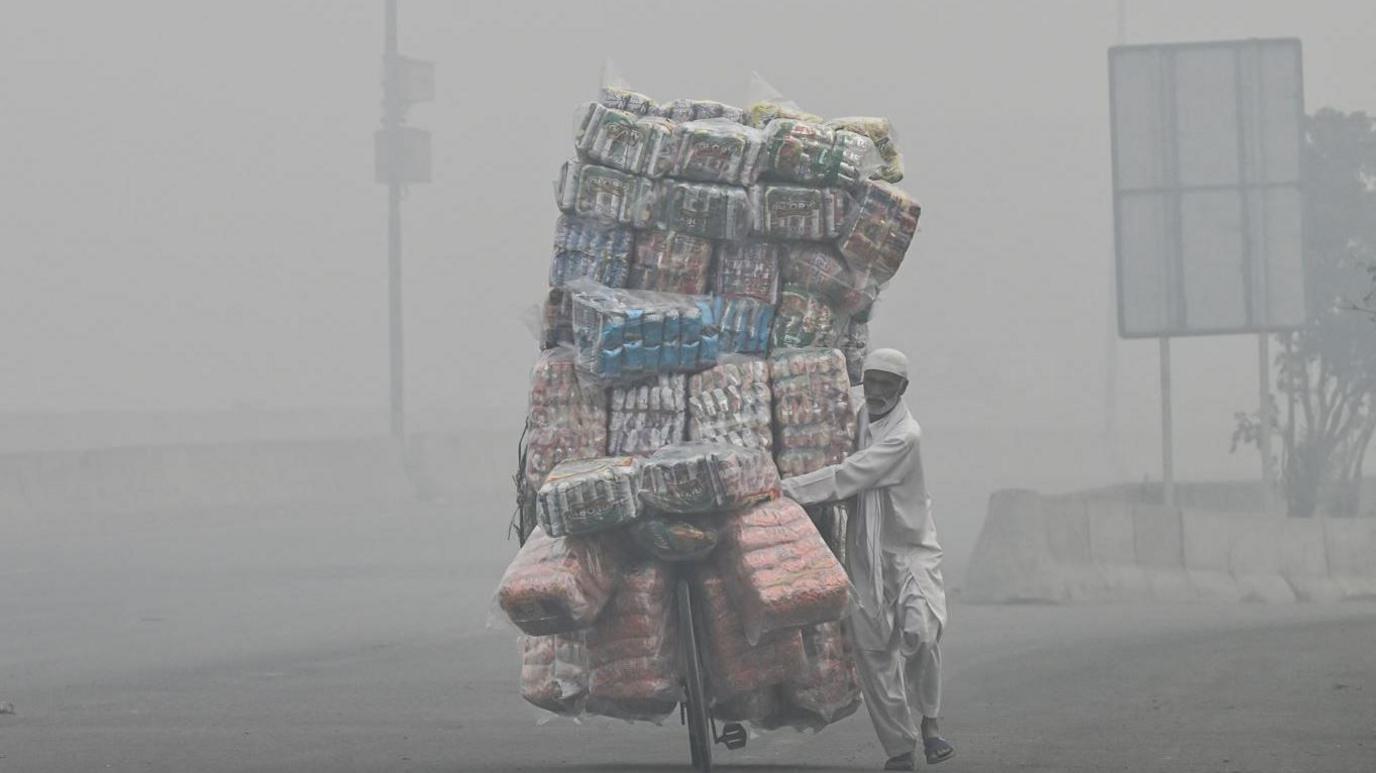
[567,279,721,383]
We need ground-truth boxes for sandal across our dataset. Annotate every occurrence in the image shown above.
[923,736,956,765]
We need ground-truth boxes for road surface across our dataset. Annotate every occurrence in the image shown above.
[2,503,1372,771]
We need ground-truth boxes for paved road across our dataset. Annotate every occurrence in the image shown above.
[2,503,1373,772]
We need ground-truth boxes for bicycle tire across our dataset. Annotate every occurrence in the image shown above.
[677,578,712,772]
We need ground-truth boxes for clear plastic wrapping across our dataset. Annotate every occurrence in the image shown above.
[770,288,842,350]
[668,119,764,186]
[540,287,576,350]
[497,527,623,636]
[696,562,806,700]
[628,516,720,562]
[637,442,781,514]
[714,239,782,304]
[568,279,720,381]
[537,456,642,537]
[780,243,878,316]
[574,102,677,178]
[714,498,852,645]
[836,180,921,286]
[761,119,879,187]
[749,184,850,241]
[769,348,857,478]
[629,229,714,295]
[555,160,658,226]
[608,374,687,457]
[840,318,869,387]
[779,621,862,727]
[522,347,608,492]
[550,214,634,289]
[687,357,774,451]
[585,561,682,722]
[713,295,775,355]
[519,633,590,716]
[649,180,753,241]
[825,115,904,183]
[655,97,746,124]
[600,84,658,117]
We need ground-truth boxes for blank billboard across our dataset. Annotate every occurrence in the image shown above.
[1110,38,1305,338]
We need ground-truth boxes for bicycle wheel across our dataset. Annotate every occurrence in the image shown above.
[677,578,712,772]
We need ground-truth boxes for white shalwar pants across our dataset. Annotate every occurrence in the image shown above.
[853,595,942,758]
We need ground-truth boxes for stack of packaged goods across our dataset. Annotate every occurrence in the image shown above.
[501,80,922,740]
[608,374,687,457]
[585,561,682,721]
[686,357,773,451]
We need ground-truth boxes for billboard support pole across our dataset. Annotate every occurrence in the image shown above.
[1259,333,1277,512]
[383,0,405,440]
[1160,336,1175,508]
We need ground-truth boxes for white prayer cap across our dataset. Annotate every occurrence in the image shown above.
[863,348,909,380]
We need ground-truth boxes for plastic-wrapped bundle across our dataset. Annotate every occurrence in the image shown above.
[714,688,779,723]
[585,561,682,722]
[714,296,775,355]
[770,349,856,478]
[840,318,868,387]
[497,527,622,636]
[761,119,877,187]
[714,498,852,645]
[608,374,686,456]
[649,180,753,241]
[668,120,764,186]
[696,562,806,700]
[836,180,921,286]
[600,85,658,116]
[770,288,841,350]
[550,215,634,289]
[780,621,861,727]
[629,229,714,295]
[826,115,904,183]
[537,456,641,537]
[780,244,877,316]
[744,100,823,129]
[638,442,780,514]
[687,357,773,451]
[568,280,720,381]
[654,98,746,124]
[628,516,719,562]
[749,184,850,241]
[519,633,589,716]
[522,348,607,492]
[574,102,677,178]
[555,160,658,226]
[540,288,575,350]
[714,240,781,303]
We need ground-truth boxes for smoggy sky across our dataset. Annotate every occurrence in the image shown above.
[3,0,1374,454]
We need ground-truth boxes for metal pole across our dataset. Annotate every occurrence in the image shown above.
[384,0,405,439]
[1160,336,1175,507]
[1258,333,1276,512]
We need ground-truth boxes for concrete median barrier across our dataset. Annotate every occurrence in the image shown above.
[966,486,1376,604]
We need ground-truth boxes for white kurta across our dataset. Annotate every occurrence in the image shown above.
[781,398,947,755]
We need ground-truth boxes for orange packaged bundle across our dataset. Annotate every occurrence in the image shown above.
[778,621,862,728]
[695,562,804,700]
[518,633,589,716]
[585,561,682,722]
[497,527,622,636]
[715,498,851,644]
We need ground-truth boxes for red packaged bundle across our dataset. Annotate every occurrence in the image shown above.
[497,527,622,636]
[518,633,589,716]
[836,180,921,287]
[586,561,682,722]
[696,563,805,700]
[715,498,851,645]
[779,621,862,728]
[522,348,608,493]
[629,229,715,295]
[770,348,857,477]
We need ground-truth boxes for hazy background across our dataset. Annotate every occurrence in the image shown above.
[4,1,1375,574]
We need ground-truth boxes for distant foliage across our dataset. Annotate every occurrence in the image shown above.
[1236,109,1376,516]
